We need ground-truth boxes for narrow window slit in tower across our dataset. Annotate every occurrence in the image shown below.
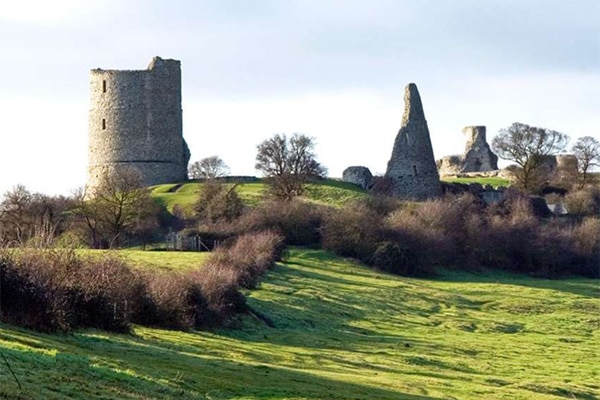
[102,80,107,93]
[102,119,106,130]
[413,165,418,175]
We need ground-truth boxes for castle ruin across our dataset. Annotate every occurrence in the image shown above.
[437,126,498,176]
[88,56,190,190]
[384,83,442,200]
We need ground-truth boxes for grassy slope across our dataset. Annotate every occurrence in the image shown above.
[79,249,211,272]
[440,176,510,188]
[150,177,510,214]
[150,179,368,213]
[0,249,598,399]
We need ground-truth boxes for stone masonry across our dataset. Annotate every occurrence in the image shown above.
[437,126,498,176]
[385,83,442,200]
[342,166,373,190]
[88,56,190,190]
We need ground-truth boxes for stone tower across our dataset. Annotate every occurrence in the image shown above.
[461,126,498,171]
[88,56,190,190]
[385,83,442,200]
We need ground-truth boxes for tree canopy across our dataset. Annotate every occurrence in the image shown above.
[189,156,230,180]
[74,168,158,248]
[571,136,600,188]
[492,122,569,192]
[255,133,326,198]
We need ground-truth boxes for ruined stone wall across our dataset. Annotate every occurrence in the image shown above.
[342,166,373,189]
[385,83,442,200]
[438,126,498,176]
[88,57,190,189]
[461,126,498,172]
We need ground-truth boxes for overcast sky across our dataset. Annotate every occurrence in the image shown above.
[0,0,598,196]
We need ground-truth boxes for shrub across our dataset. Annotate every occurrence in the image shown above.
[70,255,139,332]
[133,230,284,329]
[189,263,246,325]
[564,187,600,216]
[370,175,395,196]
[482,214,539,272]
[0,229,285,333]
[385,207,448,275]
[570,218,600,278]
[193,181,244,223]
[132,272,198,330]
[321,202,384,263]
[371,241,417,276]
[531,224,577,278]
[0,249,81,331]
[361,194,402,216]
[236,200,324,246]
[205,230,284,289]
[0,250,139,332]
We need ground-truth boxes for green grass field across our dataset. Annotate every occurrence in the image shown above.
[150,177,511,216]
[79,249,211,272]
[441,176,511,188]
[1,248,598,399]
[150,179,368,213]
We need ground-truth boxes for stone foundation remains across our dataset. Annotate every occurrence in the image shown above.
[437,126,498,176]
[342,166,373,190]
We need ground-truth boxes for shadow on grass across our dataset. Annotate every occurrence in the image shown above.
[293,247,600,298]
[0,324,440,400]
[437,268,599,298]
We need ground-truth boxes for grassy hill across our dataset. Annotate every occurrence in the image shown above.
[0,248,597,399]
[80,249,211,272]
[150,176,510,215]
[150,179,369,213]
[440,176,510,188]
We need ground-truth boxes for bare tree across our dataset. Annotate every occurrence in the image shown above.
[492,122,569,192]
[74,168,158,248]
[0,185,31,245]
[0,185,70,247]
[193,181,244,223]
[189,156,230,180]
[572,136,600,188]
[72,187,103,248]
[255,133,327,198]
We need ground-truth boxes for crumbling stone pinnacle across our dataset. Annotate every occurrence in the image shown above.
[385,83,442,200]
[402,83,426,125]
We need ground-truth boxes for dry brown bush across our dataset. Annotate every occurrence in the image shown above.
[236,200,324,246]
[0,230,285,333]
[321,202,384,263]
[71,255,140,332]
[0,249,76,331]
[205,230,284,289]
[133,272,197,330]
[189,262,245,325]
[0,250,140,332]
[570,218,600,277]
[564,187,600,216]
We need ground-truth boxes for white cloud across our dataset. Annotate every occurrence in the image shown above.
[0,0,598,196]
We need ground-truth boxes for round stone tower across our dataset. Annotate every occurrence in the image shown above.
[88,56,190,190]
